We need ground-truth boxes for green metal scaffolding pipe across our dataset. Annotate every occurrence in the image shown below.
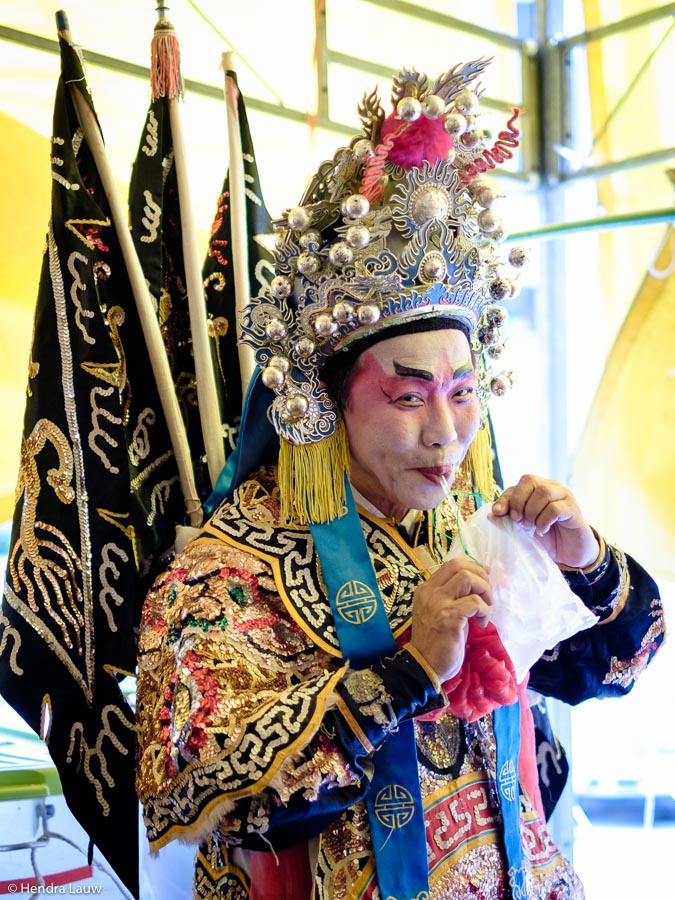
[510,207,675,242]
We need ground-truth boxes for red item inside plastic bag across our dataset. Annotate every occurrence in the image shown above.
[417,618,518,723]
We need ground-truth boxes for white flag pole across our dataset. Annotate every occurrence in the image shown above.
[222,51,257,398]
[151,0,225,488]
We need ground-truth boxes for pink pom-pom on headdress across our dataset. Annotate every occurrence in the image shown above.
[380,112,453,169]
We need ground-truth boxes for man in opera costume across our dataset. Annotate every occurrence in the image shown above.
[135,59,664,900]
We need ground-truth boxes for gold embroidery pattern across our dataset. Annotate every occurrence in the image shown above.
[3,581,91,698]
[343,668,395,728]
[140,667,343,845]
[316,802,372,900]
[415,713,463,773]
[335,580,378,624]
[315,768,583,899]
[207,468,425,653]
[195,835,249,900]
[9,419,84,654]
[66,704,135,814]
[65,216,112,248]
[603,600,665,689]
[137,538,349,846]
[373,783,416,829]
[0,610,23,675]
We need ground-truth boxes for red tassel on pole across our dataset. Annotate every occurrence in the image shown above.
[151,4,184,101]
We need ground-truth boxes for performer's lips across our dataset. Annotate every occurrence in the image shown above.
[416,465,453,484]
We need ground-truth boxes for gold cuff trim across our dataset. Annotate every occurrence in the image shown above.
[598,563,631,626]
[580,530,606,574]
[335,695,375,755]
[558,528,606,573]
[403,643,442,693]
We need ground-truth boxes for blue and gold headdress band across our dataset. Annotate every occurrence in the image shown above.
[239,59,529,524]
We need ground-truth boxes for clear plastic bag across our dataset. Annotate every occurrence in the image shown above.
[445,503,598,682]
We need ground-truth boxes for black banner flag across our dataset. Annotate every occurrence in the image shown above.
[0,31,186,898]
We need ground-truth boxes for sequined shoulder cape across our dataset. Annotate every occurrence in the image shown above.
[136,466,664,900]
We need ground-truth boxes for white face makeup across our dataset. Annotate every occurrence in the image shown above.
[342,328,481,519]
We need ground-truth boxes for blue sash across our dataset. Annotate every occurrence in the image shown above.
[473,492,526,900]
[309,480,429,900]
[493,703,527,898]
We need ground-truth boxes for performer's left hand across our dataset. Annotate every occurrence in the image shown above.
[491,474,600,569]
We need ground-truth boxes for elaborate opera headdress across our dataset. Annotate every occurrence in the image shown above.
[239,59,528,524]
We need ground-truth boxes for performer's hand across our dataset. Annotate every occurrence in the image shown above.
[409,557,492,681]
[491,474,600,569]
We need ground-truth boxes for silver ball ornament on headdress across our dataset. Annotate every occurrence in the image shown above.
[332,301,355,324]
[477,208,501,233]
[489,277,513,301]
[397,96,422,121]
[271,275,293,299]
[487,341,506,359]
[466,177,490,197]
[269,355,290,373]
[420,252,447,282]
[313,313,338,337]
[328,242,354,267]
[287,206,311,231]
[443,112,467,138]
[357,303,381,325]
[490,224,508,243]
[299,230,322,251]
[490,371,514,396]
[454,89,479,115]
[486,305,509,328]
[508,245,530,268]
[460,128,482,150]
[284,394,309,420]
[475,185,499,208]
[422,94,445,119]
[477,324,501,346]
[341,193,371,218]
[345,224,370,249]
[295,337,316,359]
[265,317,287,341]
[352,139,375,162]
[262,365,286,389]
[412,186,450,223]
[297,251,321,275]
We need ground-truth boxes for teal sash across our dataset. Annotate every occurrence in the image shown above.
[309,479,430,900]
[493,703,527,898]
[473,494,526,899]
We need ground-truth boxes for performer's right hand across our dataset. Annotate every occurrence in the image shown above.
[409,557,492,681]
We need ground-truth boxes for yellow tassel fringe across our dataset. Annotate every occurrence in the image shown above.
[464,425,497,501]
[278,421,351,525]
[279,419,493,525]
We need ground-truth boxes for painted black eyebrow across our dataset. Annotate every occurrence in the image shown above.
[393,361,434,381]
